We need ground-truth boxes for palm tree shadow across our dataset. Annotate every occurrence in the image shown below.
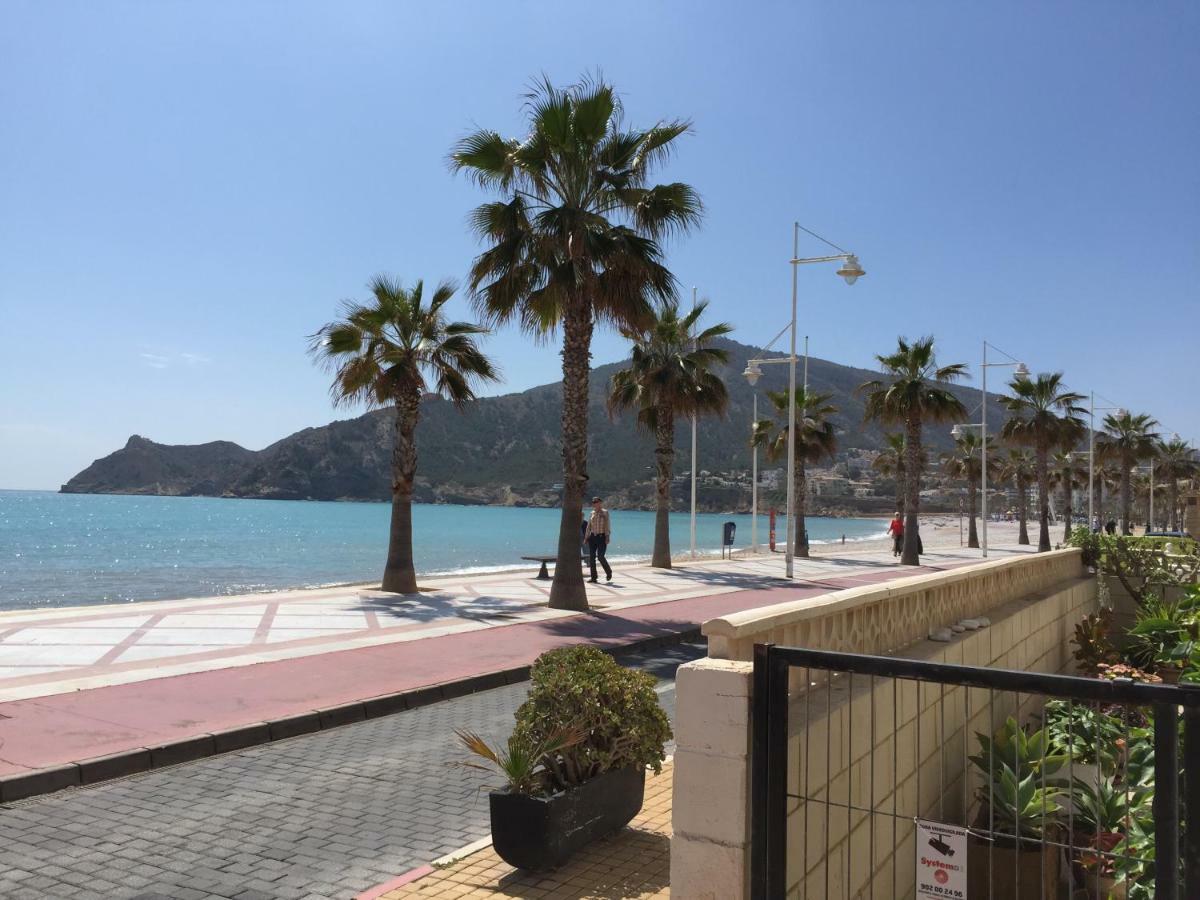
[353,591,539,624]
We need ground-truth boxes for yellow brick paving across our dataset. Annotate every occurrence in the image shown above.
[382,762,673,899]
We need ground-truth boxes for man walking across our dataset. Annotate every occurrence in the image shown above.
[887,512,904,558]
[585,496,613,583]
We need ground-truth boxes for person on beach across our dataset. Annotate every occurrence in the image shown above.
[887,512,904,557]
[585,496,613,583]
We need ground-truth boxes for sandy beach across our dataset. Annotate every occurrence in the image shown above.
[808,515,1032,557]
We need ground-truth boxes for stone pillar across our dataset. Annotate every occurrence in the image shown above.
[1184,491,1200,538]
[670,657,754,899]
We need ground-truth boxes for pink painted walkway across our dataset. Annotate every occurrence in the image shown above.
[0,559,968,777]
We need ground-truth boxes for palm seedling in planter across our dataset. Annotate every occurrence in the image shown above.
[1126,595,1198,682]
[1070,775,1153,898]
[967,718,1068,898]
[457,646,671,872]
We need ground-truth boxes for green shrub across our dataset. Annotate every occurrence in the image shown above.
[513,645,672,790]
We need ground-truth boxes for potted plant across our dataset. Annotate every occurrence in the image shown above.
[1125,596,1197,682]
[1069,775,1151,899]
[967,718,1067,898]
[458,646,671,872]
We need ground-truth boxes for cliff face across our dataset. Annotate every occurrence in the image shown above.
[62,339,1008,504]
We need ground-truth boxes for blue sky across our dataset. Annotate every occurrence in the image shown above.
[2,1,1197,489]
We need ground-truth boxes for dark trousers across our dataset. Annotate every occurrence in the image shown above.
[587,535,612,581]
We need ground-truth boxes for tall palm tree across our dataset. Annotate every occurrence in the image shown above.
[1050,447,1088,543]
[1156,436,1199,530]
[452,76,701,611]
[999,448,1036,545]
[871,433,909,515]
[753,388,838,559]
[941,433,991,549]
[608,301,731,568]
[1096,412,1160,535]
[999,373,1086,552]
[860,337,967,565]
[311,277,498,594]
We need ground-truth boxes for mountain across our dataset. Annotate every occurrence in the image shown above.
[62,339,1009,508]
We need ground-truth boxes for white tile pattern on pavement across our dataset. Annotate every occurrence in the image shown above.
[0,545,1029,702]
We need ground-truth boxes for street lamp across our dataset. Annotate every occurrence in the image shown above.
[780,222,865,579]
[954,343,1029,557]
[744,321,796,556]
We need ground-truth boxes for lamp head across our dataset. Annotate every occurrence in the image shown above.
[951,424,964,439]
[1014,362,1030,380]
[743,361,762,386]
[835,254,865,285]
[1117,408,1128,419]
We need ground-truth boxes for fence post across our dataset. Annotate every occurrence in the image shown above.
[1182,699,1200,896]
[1154,701,1180,900]
[751,643,770,900]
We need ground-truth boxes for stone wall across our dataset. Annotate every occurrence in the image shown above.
[670,550,1095,899]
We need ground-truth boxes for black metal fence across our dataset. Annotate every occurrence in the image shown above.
[750,644,1200,899]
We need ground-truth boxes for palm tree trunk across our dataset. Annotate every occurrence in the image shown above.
[901,418,922,566]
[549,297,593,611]
[652,409,674,568]
[967,475,979,548]
[1017,477,1030,545]
[1036,443,1052,552]
[1169,480,1179,531]
[382,394,420,594]
[1120,457,1133,535]
[795,459,809,559]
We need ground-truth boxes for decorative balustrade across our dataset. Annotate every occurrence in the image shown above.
[703,549,1086,663]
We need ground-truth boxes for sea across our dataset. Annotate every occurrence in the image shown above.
[0,490,887,611]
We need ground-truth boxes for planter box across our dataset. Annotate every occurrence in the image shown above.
[968,837,1060,899]
[489,767,646,872]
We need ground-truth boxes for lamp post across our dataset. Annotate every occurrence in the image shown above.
[952,345,1028,557]
[689,287,698,560]
[745,321,795,557]
[750,391,758,552]
[780,223,864,578]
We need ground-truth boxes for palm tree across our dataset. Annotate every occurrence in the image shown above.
[941,433,991,548]
[452,76,701,611]
[999,448,1036,545]
[860,337,967,565]
[311,277,498,594]
[608,301,731,568]
[1155,436,1199,530]
[1096,412,1160,535]
[1050,448,1088,543]
[872,433,908,515]
[753,388,838,559]
[999,373,1086,552]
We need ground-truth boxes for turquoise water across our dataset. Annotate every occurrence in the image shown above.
[0,490,886,610]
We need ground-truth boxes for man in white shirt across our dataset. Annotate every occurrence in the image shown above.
[584,496,613,583]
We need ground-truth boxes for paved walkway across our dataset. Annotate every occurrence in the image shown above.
[0,643,692,900]
[0,547,1024,778]
[373,762,674,900]
[0,552,889,701]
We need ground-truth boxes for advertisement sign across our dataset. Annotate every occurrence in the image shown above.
[915,819,968,898]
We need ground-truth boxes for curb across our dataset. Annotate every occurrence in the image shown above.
[0,627,700,805]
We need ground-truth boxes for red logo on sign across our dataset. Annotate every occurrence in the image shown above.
[935,870,949,885]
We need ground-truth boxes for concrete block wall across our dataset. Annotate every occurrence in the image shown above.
[670,565,1096,899]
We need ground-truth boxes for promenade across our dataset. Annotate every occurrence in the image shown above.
[0,543,1028,788]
